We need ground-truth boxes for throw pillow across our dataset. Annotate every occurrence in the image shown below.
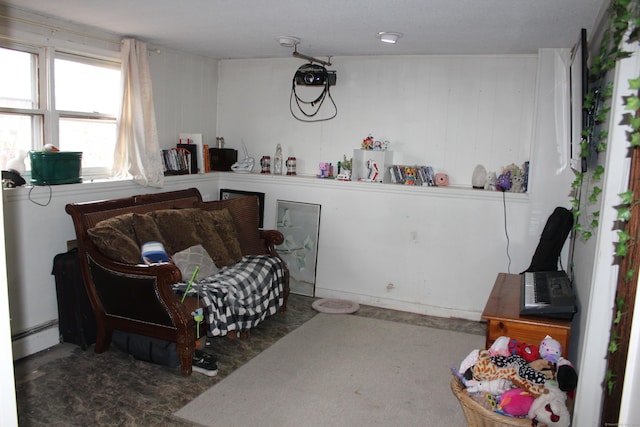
[172,244,219,282]
[87,225,141,264]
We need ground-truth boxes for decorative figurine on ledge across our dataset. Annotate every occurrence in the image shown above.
[404,166,417,185]
[318,162,332,178]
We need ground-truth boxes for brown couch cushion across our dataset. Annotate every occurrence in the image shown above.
[87,225,141,264]
[198,197,263,255]
[131,213,166,247]
[94,212,136,236]
[151,208,238,267]
[199,209,243,262]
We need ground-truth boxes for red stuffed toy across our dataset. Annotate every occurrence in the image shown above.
[508,339,540,362]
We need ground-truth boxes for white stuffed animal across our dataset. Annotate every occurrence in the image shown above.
[465,378,512,395]
[484,172,497,190]
[528,383,571,427]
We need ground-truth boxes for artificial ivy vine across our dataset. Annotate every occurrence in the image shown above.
[569,0,640,407]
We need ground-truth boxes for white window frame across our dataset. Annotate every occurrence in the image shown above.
[0,42,47,161]
[53,51,121,179]
[0,42,121,180]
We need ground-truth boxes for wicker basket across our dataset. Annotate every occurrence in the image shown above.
[450,377,545,427]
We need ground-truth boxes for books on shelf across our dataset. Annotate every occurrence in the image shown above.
[389,165,435,186]
[162,147,192,175]
[179,133,205,174]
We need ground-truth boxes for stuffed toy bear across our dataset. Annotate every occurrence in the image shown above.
[528,383,571,427]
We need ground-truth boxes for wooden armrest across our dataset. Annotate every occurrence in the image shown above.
[259,229,284,255]
[84,246,189,327]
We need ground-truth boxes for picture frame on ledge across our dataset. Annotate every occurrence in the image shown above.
[276,200,321,297]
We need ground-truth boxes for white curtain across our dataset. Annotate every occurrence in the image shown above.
[112,38,164,188]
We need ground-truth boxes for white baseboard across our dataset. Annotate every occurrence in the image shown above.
[12,328,60,361]
[314,288,483,322]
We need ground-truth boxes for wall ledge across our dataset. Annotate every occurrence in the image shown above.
[217,171,530,203]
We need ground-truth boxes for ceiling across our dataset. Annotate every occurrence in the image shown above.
[1,0,608,60]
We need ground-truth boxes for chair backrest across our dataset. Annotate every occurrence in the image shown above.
[195,195,266,255]
[66,188,204,246]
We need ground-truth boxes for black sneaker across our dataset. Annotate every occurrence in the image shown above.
[192,351,218,377]
[195,349,217,361]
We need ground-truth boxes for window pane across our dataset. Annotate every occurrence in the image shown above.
[55,57,120,114]
[0,113,42,171]
[0,47,38,109]
[59,118,116,168]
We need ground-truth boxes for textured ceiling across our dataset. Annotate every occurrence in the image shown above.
[1,0,608,59]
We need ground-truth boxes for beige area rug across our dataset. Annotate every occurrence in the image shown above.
[174,313,484,427]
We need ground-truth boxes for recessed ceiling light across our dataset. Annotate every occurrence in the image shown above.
[277,36,301,47]
[376,32,403,44]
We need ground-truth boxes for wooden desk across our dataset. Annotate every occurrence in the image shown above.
[482,272,571,358]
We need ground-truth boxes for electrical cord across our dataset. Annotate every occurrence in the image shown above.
[28,184,52,206]
[502,189,512,273]
[290,64,337,122]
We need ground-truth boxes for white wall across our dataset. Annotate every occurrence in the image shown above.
[214,52,575,318]
[4,48,577,358]
[148,48,219,149]
[217,55,537,184]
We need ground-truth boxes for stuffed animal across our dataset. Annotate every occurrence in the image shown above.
[484,171,497,190]
[459,349,480,379]
[489,336,511,357]
[472,351,548,397]
[517,343,540,362]
[496,170,511,191]
[465,378,512,395]
[528,383,571,427]
[498,388,535,417]
[529,359,555,379]
[540,335,562,363]
[556,357,578,393]
[511,174,525,192]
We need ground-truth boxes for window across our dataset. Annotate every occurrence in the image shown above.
[0,45,121,177]
[55,54,120,175]
[0,46,43,171]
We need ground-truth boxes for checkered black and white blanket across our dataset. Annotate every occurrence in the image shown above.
[173,255,285,336]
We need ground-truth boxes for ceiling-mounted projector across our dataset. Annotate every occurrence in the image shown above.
[295,64,336,86]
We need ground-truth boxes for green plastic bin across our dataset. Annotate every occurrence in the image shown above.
[29,151,82,185]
